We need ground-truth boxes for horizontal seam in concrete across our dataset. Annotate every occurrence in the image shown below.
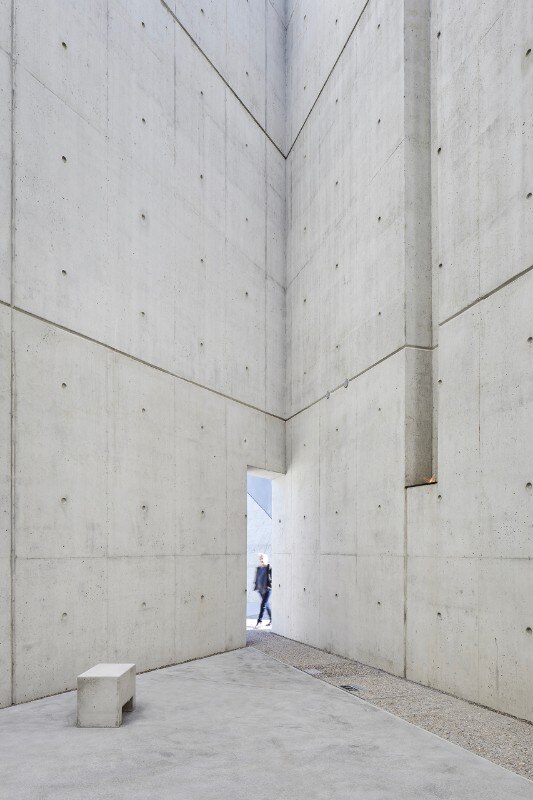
[285,343,434,421]
[439,263,533,328]
[13,554,243,560]
[160,0,286,160]
[0,301,285,422]
[285,0,371,158]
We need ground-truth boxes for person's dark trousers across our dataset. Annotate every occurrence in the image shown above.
[257,589,272,624]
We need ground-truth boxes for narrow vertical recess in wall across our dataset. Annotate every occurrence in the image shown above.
[403,0,432,677]
[9,0,16,705]
[403,0,433,487]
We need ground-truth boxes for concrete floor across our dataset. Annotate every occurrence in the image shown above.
[1,648,532,800]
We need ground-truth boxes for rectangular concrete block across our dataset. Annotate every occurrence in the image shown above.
[77,663,135,728]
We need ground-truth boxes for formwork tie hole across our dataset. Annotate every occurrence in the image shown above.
[61,41,67,49]
[61,155,67,162]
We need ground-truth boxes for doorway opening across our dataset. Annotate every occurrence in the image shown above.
[246,471,273,632]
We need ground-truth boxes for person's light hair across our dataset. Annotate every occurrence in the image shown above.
[258,552,269,565]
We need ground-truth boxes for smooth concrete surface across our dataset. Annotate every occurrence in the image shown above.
[1,0,286,707]
[275,0,533,725]
[77,663,136,728]
[0,648,532,800]
[2,0,532,730]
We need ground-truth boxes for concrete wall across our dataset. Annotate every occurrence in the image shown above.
[1,0,285,706]
[275,0,533,724]
[2,0,532,723]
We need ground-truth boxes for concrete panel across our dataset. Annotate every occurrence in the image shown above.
[107,556,176,672]
[13,69,109,336]
[319,554,357,658]
[0,557,10,707]
[175,380,227,557]
[0,307,11,706]
[175,554,227,663]
[266,0,286,153]
[355,354,405,557]
[436,0,533,322]
[13,557,107,703]
[478,558,533,723]
[108,0,174,181]
[271,552,292,638]
[14,0,107,129]
[107,355,176,558]
[353,555,404,676]
[266,413,286,474]
[479,272,533,558]
[226,0,266,128]
[286,0,367,146]
[0,0,10,55]
[0,305,10,559]
[319,383,357,556]
[405,347,433,487]
[0,48,11,303]
[266,278,286,418]
[406,556,479,701]
[170,0,285,150]
[13,313,108,559]
[436,307,481,557]
[291,553,320,648]
[266,141,286,287]
[289,405,319,555]
[226,553,247,650]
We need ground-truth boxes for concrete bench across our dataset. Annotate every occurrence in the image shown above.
[77,663,136,728]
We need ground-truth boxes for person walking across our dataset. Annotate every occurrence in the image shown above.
[254,553,272,628]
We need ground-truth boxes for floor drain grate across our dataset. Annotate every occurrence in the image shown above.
[340,685,363,692]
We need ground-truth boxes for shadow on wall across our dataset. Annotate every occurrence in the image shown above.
[246,475,272,619]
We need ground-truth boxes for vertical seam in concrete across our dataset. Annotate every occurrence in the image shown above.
[9,0,15,706]
[264,0,269,434]
[104,0,110,661]
[403,487,408,679]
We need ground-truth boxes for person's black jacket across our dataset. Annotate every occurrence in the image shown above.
[254,565,272,594]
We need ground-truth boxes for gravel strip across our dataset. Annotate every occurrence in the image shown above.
[247,629,533,781]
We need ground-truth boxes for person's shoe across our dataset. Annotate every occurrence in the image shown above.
[266,621,271,627]
[255,622,262,629]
